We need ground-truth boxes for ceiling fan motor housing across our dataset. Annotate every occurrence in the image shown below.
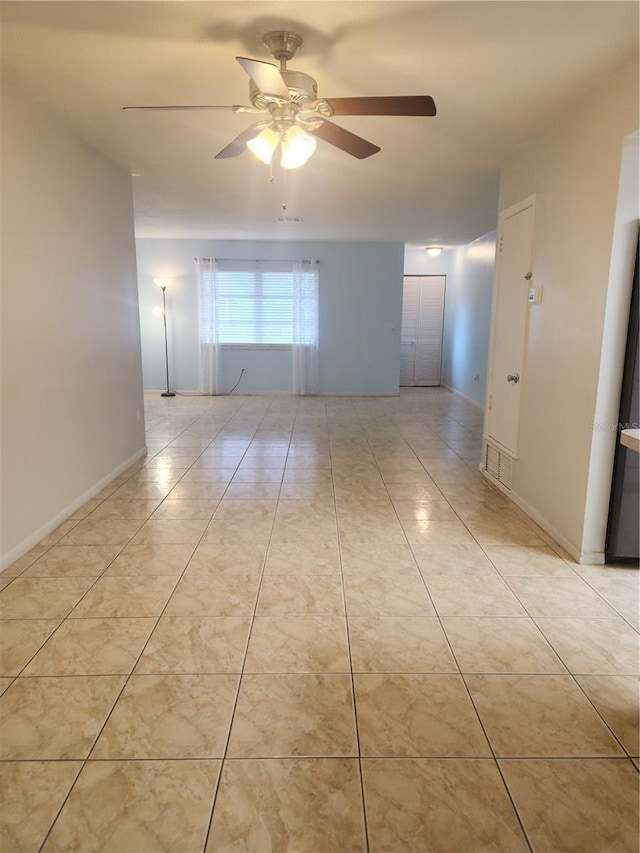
[249,71,318,111]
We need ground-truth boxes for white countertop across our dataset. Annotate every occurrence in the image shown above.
[620,429,640,453]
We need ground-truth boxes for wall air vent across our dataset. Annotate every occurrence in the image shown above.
[484,439,514,490]
[277,216,302,223]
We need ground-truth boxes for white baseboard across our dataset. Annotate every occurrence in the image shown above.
[441,384,485,410]
[479,469,604,565]
[1,446,148,573]
[144,390,403,397]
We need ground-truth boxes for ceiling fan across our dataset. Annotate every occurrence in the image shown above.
[124,30,437,168]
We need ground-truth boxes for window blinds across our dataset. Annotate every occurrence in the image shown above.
[203,260,295,345]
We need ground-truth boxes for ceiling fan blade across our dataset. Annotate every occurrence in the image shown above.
[123,105,243,112]
[214,124,264,159]
[324,96,437,116]
[310,120,380,159]
[236,57,291,100]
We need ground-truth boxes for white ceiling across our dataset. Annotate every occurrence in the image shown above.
[1,1,637,247]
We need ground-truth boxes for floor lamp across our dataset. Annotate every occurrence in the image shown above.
[153,277,176,398]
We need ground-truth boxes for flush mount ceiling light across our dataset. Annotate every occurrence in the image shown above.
[426,247,442,257]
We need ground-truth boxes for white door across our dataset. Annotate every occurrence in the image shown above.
[486,199,536,454]
[400,277,420,385]
[400,276,445,386]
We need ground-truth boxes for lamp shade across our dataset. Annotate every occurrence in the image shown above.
[153,277,172,288]
[281,126,316,169]
[247,127,280,165]
[426,247,442,257]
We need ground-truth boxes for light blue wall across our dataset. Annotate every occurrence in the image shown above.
[403,247,454,279]
[403,236,495,407]
[136,239,404,395]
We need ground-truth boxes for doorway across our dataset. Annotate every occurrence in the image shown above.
[400,275,446,386]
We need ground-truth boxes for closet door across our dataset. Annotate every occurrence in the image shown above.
[400,276,445,386]
[400,277,420,385]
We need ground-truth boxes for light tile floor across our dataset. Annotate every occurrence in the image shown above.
[1,389,638,852]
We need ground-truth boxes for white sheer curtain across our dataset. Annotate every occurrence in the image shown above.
[196,257,221,395]
[292,259,319,395]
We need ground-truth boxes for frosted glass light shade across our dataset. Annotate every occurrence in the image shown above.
[247,127,280,165]
[426,247,442,257]
[281,126,316,169]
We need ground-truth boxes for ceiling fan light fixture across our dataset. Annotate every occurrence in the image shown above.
[280,125,317,169]
[246,127,280,164]
[426,247,442,257]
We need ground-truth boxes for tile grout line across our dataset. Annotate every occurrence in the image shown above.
[201,395,290,853]
[32,417,197,851]
[34,395,252,852]
[328,398,371,853]
[396,407,635,765]
[351,398,536,853]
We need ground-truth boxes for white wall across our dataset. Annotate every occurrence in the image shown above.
[443,234,496,406]
[490,54,639,561]
[404,239,495,406]
[136,239,404,395]
[1,82,146,568]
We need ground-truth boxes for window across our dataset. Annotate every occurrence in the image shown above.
[197,257,319,395]
[200,260,297,346]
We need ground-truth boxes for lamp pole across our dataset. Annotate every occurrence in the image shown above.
[160,286,175,398]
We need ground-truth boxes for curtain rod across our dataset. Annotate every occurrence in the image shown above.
[194,257,319,264]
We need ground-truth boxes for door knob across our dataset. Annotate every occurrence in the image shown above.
[507,373,520,384]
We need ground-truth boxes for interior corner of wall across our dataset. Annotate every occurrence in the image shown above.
[0,446,147,573]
